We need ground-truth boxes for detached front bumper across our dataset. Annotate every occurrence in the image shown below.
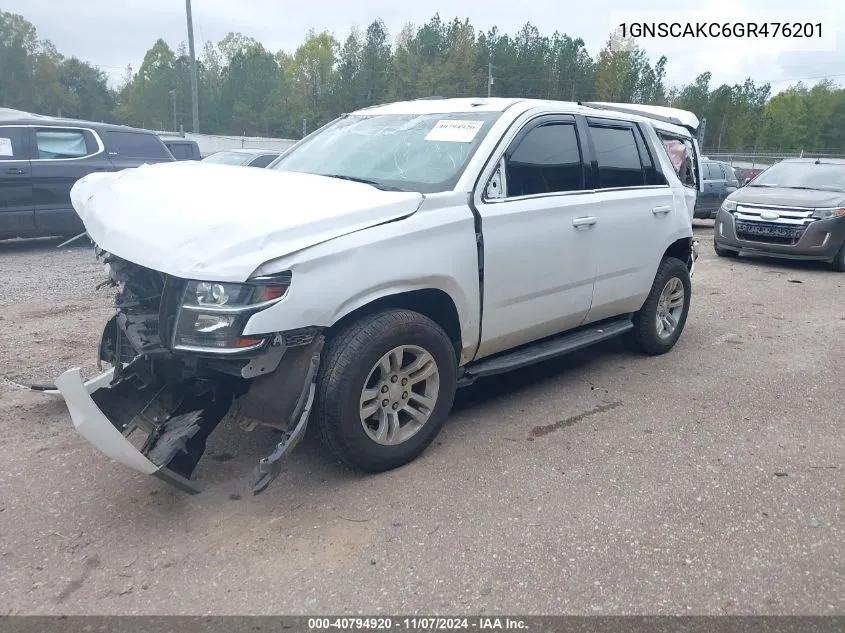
[56,368,203,494]
[53,331,325,495]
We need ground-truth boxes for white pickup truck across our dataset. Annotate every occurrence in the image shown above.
[54,98,703,494]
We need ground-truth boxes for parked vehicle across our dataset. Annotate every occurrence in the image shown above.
[160,137,202,161]
[202,149,281,168]
[693,159,740,219]
[714,158,845,271]
[0,108,175,240]
[49,98,703,494]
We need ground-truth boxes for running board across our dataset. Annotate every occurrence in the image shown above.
[460,318,634,385]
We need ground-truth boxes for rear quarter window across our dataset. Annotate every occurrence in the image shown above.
[167,143,196,160]
[247,153,279,168]
[106,131,172,160]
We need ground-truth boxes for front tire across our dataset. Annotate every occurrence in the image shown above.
[315,309,458,472]
[830,240,845,272]
[714,240,738,257]
[627,257,692,356]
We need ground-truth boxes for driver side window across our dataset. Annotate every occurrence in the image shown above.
[486,122,585,199]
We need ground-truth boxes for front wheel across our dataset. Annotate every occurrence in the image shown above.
[627,257,692,356]
[714,241,738,258]
[315,309,458,472]
[830,240,845,272]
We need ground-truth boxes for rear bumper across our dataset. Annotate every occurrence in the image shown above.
[714,209,845,260]
[55,368,201,493]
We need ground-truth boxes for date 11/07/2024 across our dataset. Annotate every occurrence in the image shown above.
[308,617,529,630]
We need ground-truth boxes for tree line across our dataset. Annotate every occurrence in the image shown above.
[2,9,844,152]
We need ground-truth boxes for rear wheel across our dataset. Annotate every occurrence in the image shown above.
[315,309,458,472]
[627,257,692,356]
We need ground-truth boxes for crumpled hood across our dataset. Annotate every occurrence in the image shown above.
[70,161,424,282]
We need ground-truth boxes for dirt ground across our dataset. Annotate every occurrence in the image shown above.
[0,224,843,615]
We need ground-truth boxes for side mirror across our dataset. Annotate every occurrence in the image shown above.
[742,177,751,187]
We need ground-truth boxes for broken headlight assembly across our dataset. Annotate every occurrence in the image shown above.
[172,273,291,353]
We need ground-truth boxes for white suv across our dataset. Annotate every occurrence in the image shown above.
[53,98,704,494]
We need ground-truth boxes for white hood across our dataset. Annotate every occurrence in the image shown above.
[70,161,424,282]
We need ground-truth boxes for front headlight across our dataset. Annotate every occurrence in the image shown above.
[812,207,845,219]
[720,200,737,213]
[172,273,291,353]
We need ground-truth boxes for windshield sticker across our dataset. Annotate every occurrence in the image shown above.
[0,137,13,157]
[425,120,484,143]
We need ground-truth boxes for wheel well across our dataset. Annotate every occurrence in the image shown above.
[330,289,462,356]
[663,237,693,269]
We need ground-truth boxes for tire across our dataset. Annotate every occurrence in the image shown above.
[714,240,738,258]
[314,309,458,472]
[627,257,692,356]
[830,240,845,272]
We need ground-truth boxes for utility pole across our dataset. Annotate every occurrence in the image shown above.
[169,90,177,132]
[487,61,494,98]
[302,119,307,138]
[185,0,199,133]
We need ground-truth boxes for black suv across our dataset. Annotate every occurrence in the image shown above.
[0,108,175,240]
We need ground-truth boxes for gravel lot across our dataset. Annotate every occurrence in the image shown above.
[0,224,843,615]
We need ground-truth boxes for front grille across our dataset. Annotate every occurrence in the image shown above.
[735,220,806,245]
[733,204,817,245]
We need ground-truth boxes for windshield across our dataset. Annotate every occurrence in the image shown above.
[202,151,252,166]
[271,112,501,193]
[748,161,845,192]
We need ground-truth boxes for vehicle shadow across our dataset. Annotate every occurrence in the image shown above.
[730,252,833,273]
[204,337,626,486]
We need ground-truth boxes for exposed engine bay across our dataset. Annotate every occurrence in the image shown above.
[56,247,325,495]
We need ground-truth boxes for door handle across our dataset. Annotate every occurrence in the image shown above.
[572,216,597,228]
[4,167,25,175]
[652,206,671,216]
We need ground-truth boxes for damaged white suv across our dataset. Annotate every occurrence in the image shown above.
[53,98,703,494]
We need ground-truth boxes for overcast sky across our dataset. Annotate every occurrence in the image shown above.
[6,0,844,93]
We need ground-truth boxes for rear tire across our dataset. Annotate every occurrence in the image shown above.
[830,241,845,272]
[315,309,458,472]
[627,257,692,356]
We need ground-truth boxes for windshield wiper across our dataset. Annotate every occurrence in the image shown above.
[318,173,406,192]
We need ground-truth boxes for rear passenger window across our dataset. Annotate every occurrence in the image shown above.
[588,125,645,188]
[107,131,172,160]
[34,129,89,159]
[506,123,583,197]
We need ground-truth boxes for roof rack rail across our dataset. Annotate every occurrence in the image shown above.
[581,101,700,135]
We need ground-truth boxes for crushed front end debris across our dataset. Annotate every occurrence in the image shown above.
[54,247,323,494]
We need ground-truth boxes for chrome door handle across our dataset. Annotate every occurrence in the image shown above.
[652,206,671,215]
[572,216,597,228]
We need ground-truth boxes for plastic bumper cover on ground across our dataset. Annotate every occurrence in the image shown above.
[55,368,201,494]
